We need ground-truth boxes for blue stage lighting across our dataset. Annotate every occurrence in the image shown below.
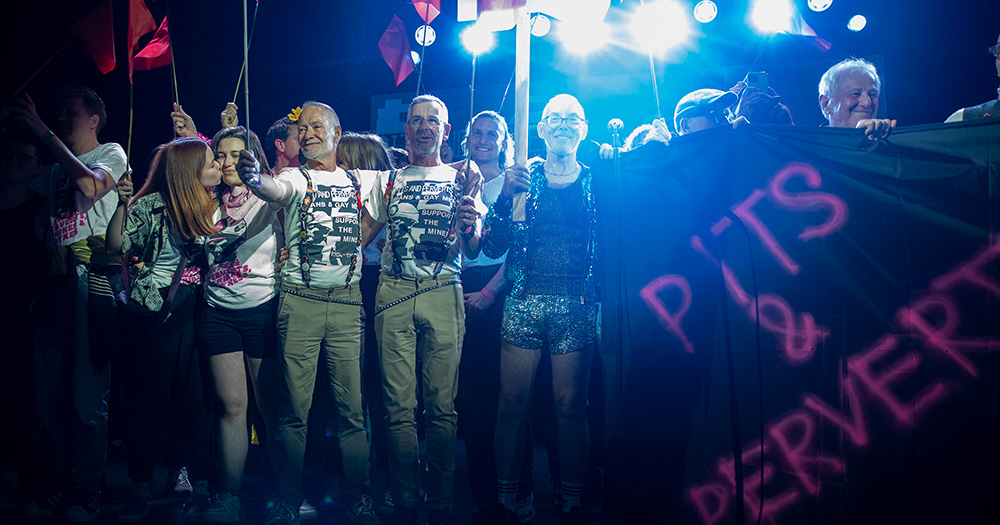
[631,0,692,55]
[807,0,833,12]
[749,0,793,34]
[531,14,551,37]
[693,1,718,24]
[847,14,866,32]
[461,24,497,55]
[559,19,609,55]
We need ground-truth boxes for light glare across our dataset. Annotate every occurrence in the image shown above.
[411,51,421,65]
[461,24,497,55]
[847,14,866,32]
[749,0,794,34]
[807,0,833,12]
[693,1,718,24]
[631,1,692,55]
[531,14,551,37]
[559,20,609,55]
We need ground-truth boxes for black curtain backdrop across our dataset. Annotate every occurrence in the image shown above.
[597,120,1000,524]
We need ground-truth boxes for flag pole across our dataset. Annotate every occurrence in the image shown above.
[167,0,180,107]
[242,0,250,134]
[11,36,75,97]
[512,10,529,222]
[232,0,261,106]
[638,0,662,120]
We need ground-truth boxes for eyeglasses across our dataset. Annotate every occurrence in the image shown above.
[542,114,585,129]
[988,43,1000,58]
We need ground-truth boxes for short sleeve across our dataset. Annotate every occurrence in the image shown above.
[364,170,389,224]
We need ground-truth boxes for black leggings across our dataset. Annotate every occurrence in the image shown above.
[120,285,213,484]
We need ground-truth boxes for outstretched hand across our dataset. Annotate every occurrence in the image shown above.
[11,93,48,138]
[236,150,261,187]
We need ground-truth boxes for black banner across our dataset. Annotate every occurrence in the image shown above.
[598,120,1000,524]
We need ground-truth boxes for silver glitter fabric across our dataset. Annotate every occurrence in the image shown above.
[501,294,598,355]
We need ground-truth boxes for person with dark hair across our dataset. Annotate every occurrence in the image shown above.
[105,137,221,522]
[388,146,409,169]
[11,86,127,522]
[237,101,379,525]
[0,129,48,512]
[195,126,283,522]
[265,116,302,172]
[947,32,1000,121]
[481,94,598,525]
[360,94,486,525]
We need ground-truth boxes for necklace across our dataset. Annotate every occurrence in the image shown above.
[543,161,580,178]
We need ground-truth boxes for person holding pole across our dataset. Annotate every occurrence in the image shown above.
[481,94,598,525]
[359,94,486,525]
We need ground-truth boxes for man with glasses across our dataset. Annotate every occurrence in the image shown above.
[946,33,1000,122]
[479,94,597,525]
[360,94,486,525]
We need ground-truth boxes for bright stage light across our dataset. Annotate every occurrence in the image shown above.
[693,1,718,24]
[559,19,610,55]
[631,0,692,55]
[411,51,421,65]
[847,14,866,32]
[461,24,497,55]
[749,0,793,34]
[807,0,833,12]
[531,14,551,37]
[415,25,436,46]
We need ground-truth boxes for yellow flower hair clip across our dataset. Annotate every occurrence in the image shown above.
[288,107,302,122]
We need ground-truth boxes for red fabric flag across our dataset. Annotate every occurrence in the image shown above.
[69,0,115,74]
[128,0,157,82]
[133,16,171,71]
[413,0,441,25]
[378,15,415,86]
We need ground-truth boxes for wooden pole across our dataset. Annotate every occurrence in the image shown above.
[512,11,530,222]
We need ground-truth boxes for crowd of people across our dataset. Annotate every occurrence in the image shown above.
[1,45,998,525]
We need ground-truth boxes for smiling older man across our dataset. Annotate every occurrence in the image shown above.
[818,58,897,140]
[237,101,378,525]
[479,94,598,525]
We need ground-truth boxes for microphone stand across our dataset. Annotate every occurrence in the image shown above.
[604,119,625,523]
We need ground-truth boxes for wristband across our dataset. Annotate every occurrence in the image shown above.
[461,224,474,238]
[480,288,495,303]
[44,130,56,141]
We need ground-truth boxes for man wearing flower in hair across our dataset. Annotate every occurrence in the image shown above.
[237,101,379,525]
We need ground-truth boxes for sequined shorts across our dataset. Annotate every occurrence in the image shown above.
[501,294,597,355]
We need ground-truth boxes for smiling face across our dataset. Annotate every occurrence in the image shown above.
[537,96,588,157]
[199,146,222,188]
[405,101,451,164]
[467,116,502,167]
[820,70,880,128]
[297,106,340,162]
[216,136,246,187]
[55,97,99,145]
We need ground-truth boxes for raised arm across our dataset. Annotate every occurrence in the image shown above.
[12,93,116,199]
[105,174,133,254]
[236,150,293,206]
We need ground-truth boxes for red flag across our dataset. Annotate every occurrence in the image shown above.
[69,0,115,74]
[413,0,441,25]
[134,16,171,71]
[378,15,415,86]
[128,0,157,82]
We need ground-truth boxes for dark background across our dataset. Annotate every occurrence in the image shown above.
[1,0,999,169]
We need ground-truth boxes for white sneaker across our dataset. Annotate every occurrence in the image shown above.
[202,491,241,523]
[350,494,379,524]
[299,499,318,520]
